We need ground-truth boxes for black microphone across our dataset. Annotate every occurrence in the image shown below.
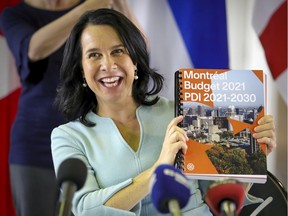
[56,158,87,216]
[205,179,245,216]
[150,164,190,216]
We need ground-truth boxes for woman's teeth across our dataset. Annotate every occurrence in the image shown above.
[101,77,120,87]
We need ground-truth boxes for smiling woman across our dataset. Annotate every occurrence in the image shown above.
[55,9,163,127]
[51,8,277,216]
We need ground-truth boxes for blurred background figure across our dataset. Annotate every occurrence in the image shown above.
[0,0,139,216]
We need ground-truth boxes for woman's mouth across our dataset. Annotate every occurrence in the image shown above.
[100,76,122,87]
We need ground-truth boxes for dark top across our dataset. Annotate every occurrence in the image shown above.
[0,2,81,168]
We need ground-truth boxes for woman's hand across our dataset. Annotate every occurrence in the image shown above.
[253,115,276,154]
[154,116,188,167]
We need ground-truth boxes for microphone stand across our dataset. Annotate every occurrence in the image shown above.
[220,200,237,216]
[168,199,182,216]
[57,181,77,216]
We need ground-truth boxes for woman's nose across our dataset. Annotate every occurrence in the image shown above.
[99,56,117,71]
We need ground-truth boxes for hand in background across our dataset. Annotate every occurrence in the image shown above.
[111,0,148,45]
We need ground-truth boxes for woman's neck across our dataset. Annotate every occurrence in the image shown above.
[96,100,139,124]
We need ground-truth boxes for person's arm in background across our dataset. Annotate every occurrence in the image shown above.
[28,0,112,62]
[111,0,143,33]
[112,0,149,46]
[28,0,143,62]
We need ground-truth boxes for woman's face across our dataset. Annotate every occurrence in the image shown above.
[81,24,137,105]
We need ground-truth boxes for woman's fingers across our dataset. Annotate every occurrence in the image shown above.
[257,115,274,125]
[254,115,275,134]
[166,116,189,141]
[253,115,277,154]
[158,116,189,165]
[168,126,188,142]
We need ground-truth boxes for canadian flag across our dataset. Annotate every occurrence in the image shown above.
[252,0,287,104]
[0,1,20,215]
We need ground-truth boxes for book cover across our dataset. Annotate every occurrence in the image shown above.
[175,68,267,183]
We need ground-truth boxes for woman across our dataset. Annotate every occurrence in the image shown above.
[51,9,276,215]
[0,1,138,216]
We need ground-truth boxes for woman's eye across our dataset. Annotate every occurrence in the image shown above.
[88,53,100,59]
[112,49,124,55]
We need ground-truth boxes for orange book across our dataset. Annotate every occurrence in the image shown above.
[174,68,267,183]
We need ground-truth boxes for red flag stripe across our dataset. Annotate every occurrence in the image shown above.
[0,88,20,216]
[259,1,287,79]
[0,0,20,35]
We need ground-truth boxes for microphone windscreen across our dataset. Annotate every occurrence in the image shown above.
[205,180,245,216]
[57,158,87,190]
[150,164,190,213]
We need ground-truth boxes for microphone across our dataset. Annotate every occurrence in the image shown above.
[150,164,190,216]
[56,158,87,216]
[204,179,245,216]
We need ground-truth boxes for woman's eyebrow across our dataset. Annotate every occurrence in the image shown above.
[111,44,125,49]
[84,47,99,55]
